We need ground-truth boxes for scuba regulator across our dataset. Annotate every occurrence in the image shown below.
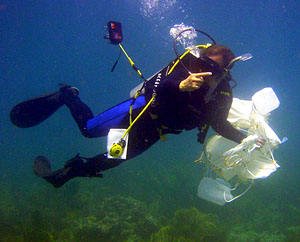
[109,139,126,157]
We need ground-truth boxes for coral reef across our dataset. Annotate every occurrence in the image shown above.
[1,161,300,242]
[0,185,158,242]
[228,223,286,242]
[151,207,223,241]
[229,230,286,242]
[286,225,300,241]
[70,196,158,241]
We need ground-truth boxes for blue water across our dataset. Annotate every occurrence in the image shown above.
[1,1,300,241]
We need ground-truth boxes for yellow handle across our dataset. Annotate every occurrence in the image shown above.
[118,43,145,80]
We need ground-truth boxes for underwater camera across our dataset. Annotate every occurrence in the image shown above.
[104,21,123,45]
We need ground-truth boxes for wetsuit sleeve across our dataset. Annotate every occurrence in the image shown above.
[158,70,186,94]
[156,53,197,95]
[156,67,189,99]
[209,94,247,144]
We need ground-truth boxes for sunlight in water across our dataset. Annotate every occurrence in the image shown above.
[139,0,177,18]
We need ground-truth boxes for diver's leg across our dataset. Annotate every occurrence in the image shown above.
[59,85,94,137]
[33,154,103,188]
[84,111,161,171]
[34,153,125,188]
[34,112,160,187]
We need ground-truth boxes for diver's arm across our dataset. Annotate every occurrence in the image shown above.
[211,119,246,144]
[159,52,213,92]
[209,94,247,144]
[156,69,187,96]
[213,117,265,146]
[158,70,212,94]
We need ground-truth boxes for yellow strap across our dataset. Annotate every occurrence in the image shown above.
[121,94,156,140]
[129,91,141,124]
[167,44,212,75]
[149,112,158,120]
[118,43,144,79]
[158,128,166,141]
[118,43,134,66]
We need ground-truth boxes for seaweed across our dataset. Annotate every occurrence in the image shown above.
[151,207,224,242]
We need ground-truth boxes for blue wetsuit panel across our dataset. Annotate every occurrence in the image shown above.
[86,95,146,137]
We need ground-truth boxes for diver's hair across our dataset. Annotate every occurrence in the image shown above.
[205,45,235,69]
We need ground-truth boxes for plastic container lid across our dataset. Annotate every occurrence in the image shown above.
[251,87,280,115]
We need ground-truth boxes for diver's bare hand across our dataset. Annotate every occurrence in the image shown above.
[256,137,266,148]
[179,72,212,92]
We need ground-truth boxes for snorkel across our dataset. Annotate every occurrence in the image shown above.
[226,53,253,69]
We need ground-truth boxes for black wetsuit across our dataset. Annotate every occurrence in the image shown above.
[40,53,247,187]
[154,53,246,143]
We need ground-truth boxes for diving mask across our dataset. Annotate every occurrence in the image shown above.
[197,56,224,76]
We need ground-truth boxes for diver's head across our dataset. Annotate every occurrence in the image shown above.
[203,45,235,70]
[204,45,235,69]
[195,45,235,77]
[195,45,235,89]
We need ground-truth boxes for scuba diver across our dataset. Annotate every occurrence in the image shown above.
[10,23,263,188]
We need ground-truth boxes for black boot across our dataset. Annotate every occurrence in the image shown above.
[33,154,104,188]
[59,84,94,137]
[58,83,80,106]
